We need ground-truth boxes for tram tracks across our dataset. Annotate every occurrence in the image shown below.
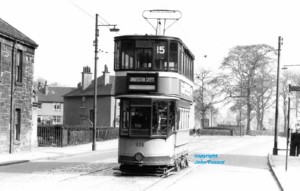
[143,164,196,191]
[58,164,117,182]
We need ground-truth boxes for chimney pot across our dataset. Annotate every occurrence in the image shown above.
[82,66,92,90]
[102,65,110,85]
[44,81,48,95]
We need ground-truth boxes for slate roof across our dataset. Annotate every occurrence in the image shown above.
[64,76,115,97]
[0,17,38,48]
[37,87,76,102]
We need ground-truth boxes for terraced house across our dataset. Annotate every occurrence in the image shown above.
[0,18,38,153]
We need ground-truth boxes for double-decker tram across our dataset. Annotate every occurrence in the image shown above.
[114,35,195,175]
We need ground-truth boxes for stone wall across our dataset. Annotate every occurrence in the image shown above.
[0,37,35,153]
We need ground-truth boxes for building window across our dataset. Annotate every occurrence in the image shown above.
[54,103,61,110]
[16,49,23,83]
[15,109,21,141]
[37,116,42,124]
[81,97,86,108]
[52,116,62,124]
[90,110,94,124]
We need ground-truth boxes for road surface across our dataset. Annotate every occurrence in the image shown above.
[0,136,283,191]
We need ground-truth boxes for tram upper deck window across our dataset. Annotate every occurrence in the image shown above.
[169,41,178,71]
[153,41,168,70]
[114,41,120,70]
[136,48,152,70]
[121,41,134,69]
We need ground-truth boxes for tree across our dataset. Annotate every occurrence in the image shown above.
[280,71,300,133]
[219,44,276,134]
[194,69,222,128]
[251,61,276,130]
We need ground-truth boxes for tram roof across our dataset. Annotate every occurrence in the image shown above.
[115,35,194,58]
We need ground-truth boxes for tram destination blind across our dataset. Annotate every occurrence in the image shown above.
[127,73,158,92]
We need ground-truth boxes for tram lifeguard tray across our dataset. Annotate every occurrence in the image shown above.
[142,10,182,35]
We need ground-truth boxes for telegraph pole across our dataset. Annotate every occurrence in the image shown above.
[92,14,119,151]
[92,14,99,151]
[273,36,283,155]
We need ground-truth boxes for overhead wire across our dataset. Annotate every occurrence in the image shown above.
[66,0,121,50]
[66,0,120,32]
[67,0,95,20]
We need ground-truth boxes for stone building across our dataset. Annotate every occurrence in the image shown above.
[63,65,118,128]
[0,18,38,153]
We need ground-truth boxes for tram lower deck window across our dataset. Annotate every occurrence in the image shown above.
[120,99,175,137]
[130,107,151,136]
[151,100,175,136]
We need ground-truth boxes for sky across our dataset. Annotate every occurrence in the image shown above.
[1,0,300,87]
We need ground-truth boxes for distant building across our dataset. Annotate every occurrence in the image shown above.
[36,81,75,125]
[0,17,38,153]
[63,65,118,128]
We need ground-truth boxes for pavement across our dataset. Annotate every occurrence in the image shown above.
[1,138,300,191]
[0,139,118,166]
[269,152,300,191]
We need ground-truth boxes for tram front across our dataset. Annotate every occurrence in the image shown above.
[114,35,194,172]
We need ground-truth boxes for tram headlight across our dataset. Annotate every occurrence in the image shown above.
[135,152,144,161]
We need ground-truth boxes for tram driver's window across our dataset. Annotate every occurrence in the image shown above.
[131,108,150,129]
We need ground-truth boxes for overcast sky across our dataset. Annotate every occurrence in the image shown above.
[1,0,300,87]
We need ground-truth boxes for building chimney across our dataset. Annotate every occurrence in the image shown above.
[102,65,110,86]
[81,66,92,90]
[44,81,48,95]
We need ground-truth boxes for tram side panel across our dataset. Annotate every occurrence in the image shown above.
[174,107,190,158]
[118,136,176,166]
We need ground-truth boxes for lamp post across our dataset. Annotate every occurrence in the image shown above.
[273,36,283,155]
[92,13,119,151]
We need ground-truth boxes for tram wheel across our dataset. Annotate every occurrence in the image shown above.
[175,161,181,172]
[180,159,185,168]
[184,158,189,167]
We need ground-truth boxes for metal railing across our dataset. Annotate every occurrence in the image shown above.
[37,125,119,147]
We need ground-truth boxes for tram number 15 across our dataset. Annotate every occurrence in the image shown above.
[136,142,144,147]
[157,46,165,54]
